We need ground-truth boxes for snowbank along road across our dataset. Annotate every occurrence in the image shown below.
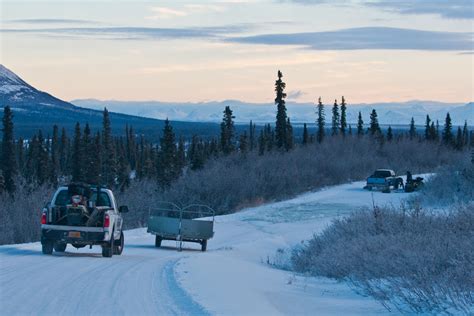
[0,178,419,315]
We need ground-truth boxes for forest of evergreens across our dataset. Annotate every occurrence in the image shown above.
[0,71,472,244]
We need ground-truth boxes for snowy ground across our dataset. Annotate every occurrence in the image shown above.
[0,178,419,315]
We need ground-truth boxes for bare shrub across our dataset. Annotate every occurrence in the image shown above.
[160,137,465,215]
[0,179,54,245]
[291,205,474,314]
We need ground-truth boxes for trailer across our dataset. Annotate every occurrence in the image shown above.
[147,203,215,251]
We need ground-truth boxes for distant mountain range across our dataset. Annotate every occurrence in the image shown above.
[0,65,218,139]
[72,99,473,127]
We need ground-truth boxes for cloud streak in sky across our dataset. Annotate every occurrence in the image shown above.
[7,18,97,24]
[228,27,473,51]
[287,0,474,20]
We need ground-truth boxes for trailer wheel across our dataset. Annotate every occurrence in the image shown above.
[42,241,53,255]
[155,236,162,247]
[201,240,207,252]
[54,242,67,252]
[113,232,124,255]
[382,187,391,193]
[102,231,114,258]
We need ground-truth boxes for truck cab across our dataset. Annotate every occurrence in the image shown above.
[41,183,129,257]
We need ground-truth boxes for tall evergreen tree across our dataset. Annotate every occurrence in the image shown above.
[462,121,469,146]
[1,106,16,193]
[189,135,205,170]
[220,106,235,155]
[442,113,453,145]
[368,109,381,135]
[158,118,178,186]
[49,125,59,185]
[316,97,325,143]
[102,108,116,186]
[409,117,416,140]
[331,99,340,136]
[177,136,186,172]
[71,123,82,182]
[357,111,364,136]
[239,132,248,154]
[0,170,4,195]
[16,137,24,177]
[249,121,256,151]
[429,122,437,141]
[302,123,309,145]
[455,127,463,150]
[340,96,347,136]
[424,115,431,140]
[258,130,265,156]
[36,130,49,185]
[387,125,393,142]
[285,118,294,150]
[274,70,288,149]
[59,127,68,175]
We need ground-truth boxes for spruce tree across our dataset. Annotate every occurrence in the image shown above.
[424,115,431,140]
[158,118,178,186]
[368,109,381,135]
[455,127,463,150]
[409,117,416,140]
[16,138,24,177]
[331,99,340,136]
[72,123,82,182]
[302,123,309,145]
[387,125,393,142]
[49,125,59,185]
[462,121,469,146]
[357,111,364,136]
[429,122,437,141]
[36,130,49,185]
[177,136,186,172]
[249,121,256,151]
[1,106,16,193]
[285,117,294,150]
[102,108,116,186]
[189,135,205,170]
[116,138,130,191]
[220,106,235,155]
[258,130,265,156]
[274,70,288,149]
[340,96,347,136]
[442,113,453,145]
[59,127,68,175]
[239,132,248,154]
[316,97,325,143]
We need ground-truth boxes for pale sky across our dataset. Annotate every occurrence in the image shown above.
[0,0,473,104]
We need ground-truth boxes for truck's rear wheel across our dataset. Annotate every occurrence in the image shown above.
[201,240,207,252]
[42,241,53,255]
[54,243,67,252]
[102,231,114,258]
[113,232,124,255]
[155,236,162,247]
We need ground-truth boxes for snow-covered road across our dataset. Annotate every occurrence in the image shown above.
[0,179,418,315]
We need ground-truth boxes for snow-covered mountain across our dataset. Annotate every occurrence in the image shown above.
[0,65,218,138]
[73,99,473,126]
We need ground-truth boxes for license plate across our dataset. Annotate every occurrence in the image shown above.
[68,231,81,238]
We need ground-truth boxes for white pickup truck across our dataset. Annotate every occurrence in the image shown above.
[41,183,129,257]
[364,169,404,193]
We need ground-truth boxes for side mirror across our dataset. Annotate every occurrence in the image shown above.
[119,205,129,213]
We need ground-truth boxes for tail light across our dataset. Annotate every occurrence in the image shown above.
[41,212,47,225]
[103,214,110,228]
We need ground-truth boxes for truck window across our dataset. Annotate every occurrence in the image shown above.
[90,192,111,207]
[53,189,111,207]
[373,170,392,178]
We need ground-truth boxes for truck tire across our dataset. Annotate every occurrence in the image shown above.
[155,236,162,247]
[102,231,114,258]
[54,243,67,252]
[366,186,372,191]
[42,241,53,255]
[113,232,124,255]
[201,240,207,252]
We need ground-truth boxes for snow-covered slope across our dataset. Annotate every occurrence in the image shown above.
[0,178,421,315]
[72,99,473,126]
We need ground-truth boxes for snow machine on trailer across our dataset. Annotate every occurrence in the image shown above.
[147,203,215,251]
